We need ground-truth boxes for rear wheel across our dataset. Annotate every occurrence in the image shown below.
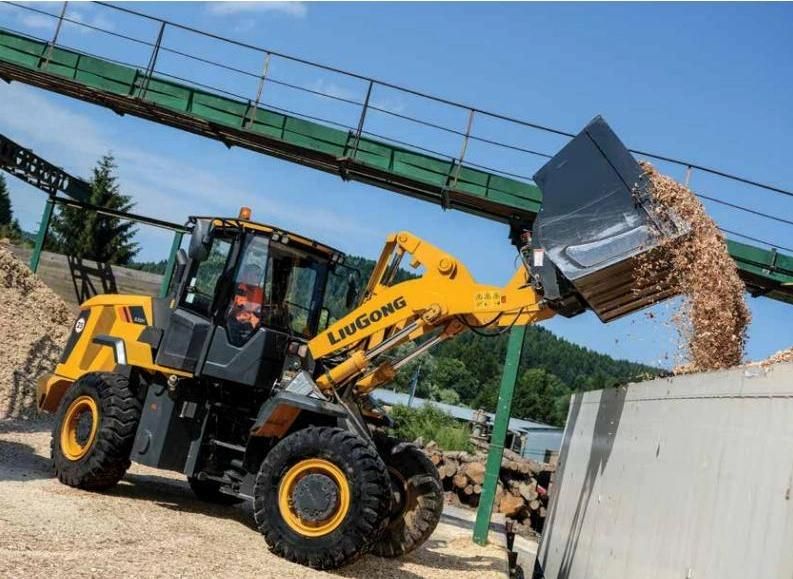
[372,434,444,558]
[51,373,141,490]
[253,426,391,569]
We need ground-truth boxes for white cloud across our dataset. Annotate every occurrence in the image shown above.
[232,19,256,34]
[18,13,55,31]
[206,2,308,18]
[66,10,117,34]
[8,4,115,35]
[0,85,107,174]
[371,96,407,116]
[310,79,360,103]
[0,83,379,259]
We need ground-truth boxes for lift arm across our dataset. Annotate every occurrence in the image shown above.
[307,231,554,395]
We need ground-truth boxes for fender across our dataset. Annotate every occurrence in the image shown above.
[249,390,347,438]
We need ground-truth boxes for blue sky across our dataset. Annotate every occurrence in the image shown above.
[0,1,791,367]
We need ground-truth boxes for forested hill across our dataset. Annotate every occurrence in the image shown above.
[428,328,658,426]
[328,255,659,427]
[438,326,657,394]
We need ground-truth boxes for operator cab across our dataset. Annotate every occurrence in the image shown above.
[153,210,350,389]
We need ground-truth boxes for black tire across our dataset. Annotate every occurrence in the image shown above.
[188,476,244,505]
[51,372,141,491]
[253,426,391,569]
[371,433,444,558]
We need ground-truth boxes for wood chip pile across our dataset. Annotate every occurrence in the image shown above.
[0,241,72,420]
[424,440,554,536]
[636,164,751,372]
[746,347,793,369]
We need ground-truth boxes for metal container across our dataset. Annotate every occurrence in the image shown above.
[531,116,687,322]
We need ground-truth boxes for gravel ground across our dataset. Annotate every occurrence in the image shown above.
[0,420,508,579]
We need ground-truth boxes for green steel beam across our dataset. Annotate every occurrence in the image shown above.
[1,28,788,304]
[728,240,793,305]
[159,231,184,298]
[0,29,542,225]
[29,195,54,273]
[0,132,91,201]
[473,324,527,545]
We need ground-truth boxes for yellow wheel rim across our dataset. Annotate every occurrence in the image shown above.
[278,458,351,538]
[60,395,99,461]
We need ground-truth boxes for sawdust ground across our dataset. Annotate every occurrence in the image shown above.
[0,246,509,577]
[0,422,507,579]
[636,165,751,372]
[0,241,73,420]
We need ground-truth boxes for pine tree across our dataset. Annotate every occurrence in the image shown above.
[0,174,11,225]
[0,175,25,243]
[49,153,139,264]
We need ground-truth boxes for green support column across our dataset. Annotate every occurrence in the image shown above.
[29,195,55,273]
[159,230,184,298]
[473,323,527,545]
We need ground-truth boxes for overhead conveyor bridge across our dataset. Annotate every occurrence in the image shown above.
[0,28,541,225]
[0,9,790,305]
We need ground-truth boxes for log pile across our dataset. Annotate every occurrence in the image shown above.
[423,439,554,536]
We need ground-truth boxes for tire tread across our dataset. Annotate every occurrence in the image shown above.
[51,372,141,491]
[253,426,390,570]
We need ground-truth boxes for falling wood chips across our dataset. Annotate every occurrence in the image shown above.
[635,163,751,372]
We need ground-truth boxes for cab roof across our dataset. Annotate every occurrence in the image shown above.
[190,216,345,260]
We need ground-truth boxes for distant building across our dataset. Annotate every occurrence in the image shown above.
[372,389,564,461]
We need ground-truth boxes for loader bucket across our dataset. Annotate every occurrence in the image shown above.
[530,116,687,322]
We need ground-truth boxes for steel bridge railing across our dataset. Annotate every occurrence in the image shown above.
[0,0,790,254]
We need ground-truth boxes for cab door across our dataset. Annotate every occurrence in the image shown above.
[155,234,235,373]
[201,233,285,387]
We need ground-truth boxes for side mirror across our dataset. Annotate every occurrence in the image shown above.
[319,307,331,330]
[188,219,213,261]
[173,249,188,285]
[345,274,359,309]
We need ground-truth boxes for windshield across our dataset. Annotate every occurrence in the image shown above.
[224,232,331,342]
[265,242,329,337]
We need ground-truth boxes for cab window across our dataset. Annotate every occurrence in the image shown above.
[226,235,268,345]
[264,244,328,337]
[181,236,233,317]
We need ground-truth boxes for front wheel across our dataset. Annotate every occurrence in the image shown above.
[253,426,391,569]
[371,434,444,558]
[51,372,141,491]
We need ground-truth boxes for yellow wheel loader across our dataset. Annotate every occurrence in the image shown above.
[36,117,685,569]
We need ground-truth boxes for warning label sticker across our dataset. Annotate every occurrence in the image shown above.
[474,291,502,310]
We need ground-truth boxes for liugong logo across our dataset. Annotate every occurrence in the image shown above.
[326,296,407,345]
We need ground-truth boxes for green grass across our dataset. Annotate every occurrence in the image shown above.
[389,403,473,452]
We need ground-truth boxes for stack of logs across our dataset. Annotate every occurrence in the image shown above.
[424,439,554,535]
